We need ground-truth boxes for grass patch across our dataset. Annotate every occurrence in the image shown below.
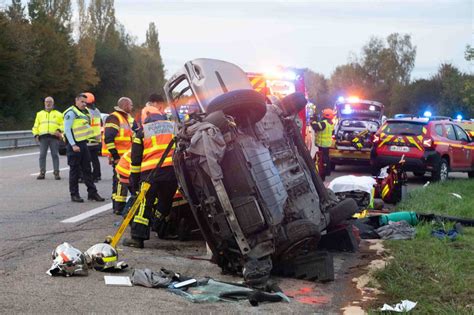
[373,179,474,314]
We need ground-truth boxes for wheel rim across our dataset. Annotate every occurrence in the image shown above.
[440,163,448,181]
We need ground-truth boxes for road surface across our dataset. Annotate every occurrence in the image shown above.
[0,147,467,313]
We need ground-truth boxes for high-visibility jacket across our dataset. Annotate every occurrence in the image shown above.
[140,120,175,172]
[314,119,334,148]
[32,109,64,136]
[116,149,132,184]
[102,111,134,157]
[63,106,94,142]
[87,107,102,144]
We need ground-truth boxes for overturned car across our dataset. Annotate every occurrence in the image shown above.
[164,59,357,283]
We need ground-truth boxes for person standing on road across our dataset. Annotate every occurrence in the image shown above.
[63,94,105,203]
[32,96,64,180]
[123,94,177,249]
[311,108,335,177]
[102,97,134,214]
[84,92,102,182]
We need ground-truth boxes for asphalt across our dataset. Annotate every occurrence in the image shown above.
[0,147,468,313]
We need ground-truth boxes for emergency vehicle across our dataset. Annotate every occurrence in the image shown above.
[329,97,384,169]
[371,117,474,181]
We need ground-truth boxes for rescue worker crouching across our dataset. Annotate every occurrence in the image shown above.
[102,97,134,215]
[122,94,177,249]
[63,94,105,202]
[311,108,335,177]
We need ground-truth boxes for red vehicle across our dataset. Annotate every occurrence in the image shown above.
[371,117,474,181]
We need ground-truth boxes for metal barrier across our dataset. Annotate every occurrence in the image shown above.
[0,130,37,149]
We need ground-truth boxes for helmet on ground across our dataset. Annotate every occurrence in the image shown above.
[83,92,95,105]
[322,108,335,119]
[47,244,88,277]
[85,243,127,271]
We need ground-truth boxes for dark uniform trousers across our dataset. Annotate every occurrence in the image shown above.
[67,141,98,196]
[88,144,101,179]
[130,169,177,240]
[113,166,129,212]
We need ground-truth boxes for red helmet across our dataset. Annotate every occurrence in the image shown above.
[83,92,95,104]
[322,108,335,119]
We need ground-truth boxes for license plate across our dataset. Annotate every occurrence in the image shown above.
[390,145,409,152]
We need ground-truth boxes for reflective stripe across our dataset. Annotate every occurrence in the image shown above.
[114,195,127,202]
[315,119,334,147]
[378,135,394,147]
[381,185,390,198]
[64,106,93,142]
[133,137,142,144]
[130,165,141,173]
[406,136,422,151]
[102,112,133,157]
[102,256,117,263]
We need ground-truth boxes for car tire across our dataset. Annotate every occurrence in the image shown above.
[276,219,321,256]
[432,158,449,182]
[280,92,307,116]
[206,89,267,125]
[413,171,425,177]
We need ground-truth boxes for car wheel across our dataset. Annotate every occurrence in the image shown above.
[280,92,307,116]
[276,219,321,256]
[432,158,449,182]
[413,171,425,177]
[206,89,267,125]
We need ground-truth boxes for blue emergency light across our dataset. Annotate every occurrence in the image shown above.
[342,104,353,114]
[423,111,432,118]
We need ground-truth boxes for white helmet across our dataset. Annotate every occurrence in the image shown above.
[47,243,88,277]
[85,243,128,271]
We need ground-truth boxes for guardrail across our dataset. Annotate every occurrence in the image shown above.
[0,130,37,149]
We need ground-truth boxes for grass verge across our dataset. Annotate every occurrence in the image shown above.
[373,179,474,314]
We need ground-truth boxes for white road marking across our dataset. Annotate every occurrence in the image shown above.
[0,152,39,159]
[30,167,70,176]
[61,203,113,223]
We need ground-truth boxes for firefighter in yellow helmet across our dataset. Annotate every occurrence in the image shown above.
[32,96,64,180]
[311,108,335,177]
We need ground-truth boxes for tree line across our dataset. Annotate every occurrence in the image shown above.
[1,1,472,130]
[304,34,473,118]
[0,0,165,130]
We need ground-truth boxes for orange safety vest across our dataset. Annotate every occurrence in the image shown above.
[102,111,134,157]
[141,120,175,172]
[115,149,132,184]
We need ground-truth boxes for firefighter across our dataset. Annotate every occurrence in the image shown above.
[114,148,134,215]
[122,94,177,249]
[63,94,104,202]
[102,97,134,214]
[84,92,102,182]
[32,96,64,180]
[311,108,335,177]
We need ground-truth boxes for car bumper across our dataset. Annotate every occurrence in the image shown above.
[372,150,441,172]
[329,148,371,164]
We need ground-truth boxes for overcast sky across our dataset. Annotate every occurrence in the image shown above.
[116,0,470,79]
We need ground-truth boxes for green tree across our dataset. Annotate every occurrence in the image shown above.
[303,69,330,108]
[465,45,474,61]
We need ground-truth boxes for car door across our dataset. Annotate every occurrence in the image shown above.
[453,124,472,169]
[444,124,465,170]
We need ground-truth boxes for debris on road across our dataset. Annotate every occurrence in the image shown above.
[380,299,417,312]
[375,221,416,240]
[85,243,128,271]
[104,276,132,286]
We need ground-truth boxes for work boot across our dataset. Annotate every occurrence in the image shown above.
[37,172,45,180]
[54,171,61,180]
[122,237,144,249]
[71,195,84,203]
[88,192,105,202]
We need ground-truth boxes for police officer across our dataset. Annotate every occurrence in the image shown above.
[32,96,63,180]
[84,92,102,182]
[311,108,335,177]
[102,97,134,214]
[122,94,177,248]
[63,94,105,203]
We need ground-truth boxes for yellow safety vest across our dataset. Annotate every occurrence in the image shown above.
[87,107,102,143]
[64,106,94,142]
[32,110,63,136]
[314,119,334,147]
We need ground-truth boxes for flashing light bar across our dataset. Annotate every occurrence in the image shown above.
[423,111,432,118]
[341,104,353,114]
[456,114,463,121]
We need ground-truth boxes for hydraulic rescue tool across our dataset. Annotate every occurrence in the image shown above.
[105,138,176,248]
